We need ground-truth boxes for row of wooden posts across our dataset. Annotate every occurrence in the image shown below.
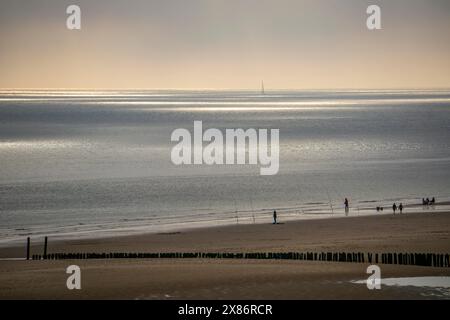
[27,237,450,268]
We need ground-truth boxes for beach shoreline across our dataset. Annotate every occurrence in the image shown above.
[1,199,449,250]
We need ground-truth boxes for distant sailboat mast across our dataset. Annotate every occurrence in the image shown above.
[261,80,265,95]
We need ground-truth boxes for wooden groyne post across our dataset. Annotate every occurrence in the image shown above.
[43,236,48,259]
[26,237,30,260]
[32,249,450,268]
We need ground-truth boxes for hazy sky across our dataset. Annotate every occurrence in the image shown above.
[1,0,449,89]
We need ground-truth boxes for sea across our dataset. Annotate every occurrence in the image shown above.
[1,89,450,245]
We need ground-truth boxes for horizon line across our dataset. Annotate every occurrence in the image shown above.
[1,87,450,92]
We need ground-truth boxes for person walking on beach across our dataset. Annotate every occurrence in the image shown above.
[344,198,349,214]
[273,210,277,224]
[392,203,397,214]
[399,203,403,214]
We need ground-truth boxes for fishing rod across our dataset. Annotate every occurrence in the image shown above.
[250,195,256,224]
[233,196,239,224]
[325,187,334,215]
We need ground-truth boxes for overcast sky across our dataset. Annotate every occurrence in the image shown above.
[1,0,449,89]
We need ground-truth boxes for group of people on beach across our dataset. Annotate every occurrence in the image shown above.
[392,202,403,214]
[422,197,436,205]
[271,196,438,224]
[376,203,403,214]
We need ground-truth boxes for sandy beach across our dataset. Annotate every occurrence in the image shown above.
[0,210,449,299]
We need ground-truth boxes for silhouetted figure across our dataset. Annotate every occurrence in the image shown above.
[399,203,403,214]
[431,197,436,205]
[426,198,430,205]
[392,203,397,214]
[422,198,426,205]
[344,198,349,214]
[273,210,277,224]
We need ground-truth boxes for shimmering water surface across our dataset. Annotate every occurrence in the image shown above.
[1,90,450,244]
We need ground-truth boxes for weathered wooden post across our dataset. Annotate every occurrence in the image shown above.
[26,237,30,260]
[43,236,48,259]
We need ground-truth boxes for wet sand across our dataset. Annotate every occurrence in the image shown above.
[0,211,449,299]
